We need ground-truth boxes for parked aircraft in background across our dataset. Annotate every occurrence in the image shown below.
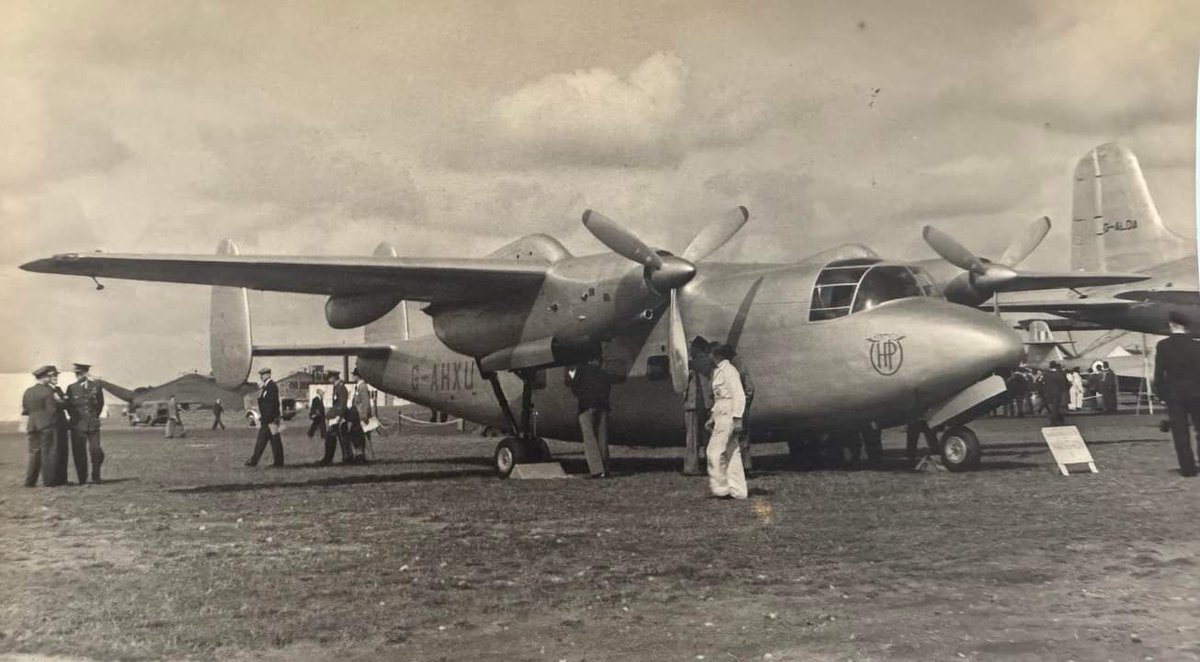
[988,143,1199,334]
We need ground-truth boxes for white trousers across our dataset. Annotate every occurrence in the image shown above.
[1069,386,1083,411]
[706,415,747,499]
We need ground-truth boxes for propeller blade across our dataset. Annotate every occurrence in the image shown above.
[582,210,664,269]
[667,289,689,393]
[997,216,1051,266]
[682,206,750,262]
[922,225,988,275]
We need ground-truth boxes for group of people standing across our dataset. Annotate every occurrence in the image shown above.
[21,363,105,487]
[242,367,376,468]
[1002,361,1120,425]
[566,337,752,499]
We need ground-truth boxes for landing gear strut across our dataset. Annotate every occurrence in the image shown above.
[481,365,551,478]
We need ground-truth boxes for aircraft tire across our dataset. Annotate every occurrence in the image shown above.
[494,437,526,478]
[786,439,811,470]
[939,425,981,472]
[533,437,552,462]
[863,429,883,465]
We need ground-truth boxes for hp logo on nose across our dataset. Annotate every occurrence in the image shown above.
[868,334,905,376]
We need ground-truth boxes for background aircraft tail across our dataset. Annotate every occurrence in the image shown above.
[1071,143,1191,273]
[363,242,410,346]
[1023,319,1073,366]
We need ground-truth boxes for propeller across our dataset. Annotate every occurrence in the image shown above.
[923,216,1051,306]
[583,206,750,392]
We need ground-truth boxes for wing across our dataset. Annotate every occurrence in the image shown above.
[20,252,548,302]
[990,298,1135,315]
[992,271,1149,292]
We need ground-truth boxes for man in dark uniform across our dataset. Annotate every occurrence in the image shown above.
[212,399,226,430]
[1101,361,1120,413]
[569,358,615,477]
[66,363,105,484]
[49,368,72,485]
[1154,311,1200,476]
[682,338,713,475]
[245,367,284,467]
[732,354,756,472]
[22,365,66,487]
[307,389,327,440]
[1042,361,1069,426]
[320,371,353,465]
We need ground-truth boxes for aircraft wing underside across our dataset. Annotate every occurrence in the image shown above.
[20,253,549,302]
[989,298,1136,316]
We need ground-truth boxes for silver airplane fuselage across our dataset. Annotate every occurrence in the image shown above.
[357,248,1023,446]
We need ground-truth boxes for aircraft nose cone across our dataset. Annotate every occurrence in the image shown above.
[650,255,697,292]
[950,309,1024,376]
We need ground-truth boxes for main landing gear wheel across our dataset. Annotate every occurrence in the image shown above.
[939,425,981,472]
[493,436,552,478]
[494,437,525,478]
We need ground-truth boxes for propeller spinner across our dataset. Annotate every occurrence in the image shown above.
[923,216,1050,303]
[582,207,749,392]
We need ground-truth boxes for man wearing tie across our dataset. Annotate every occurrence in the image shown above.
[246,367,284,467]
[66,363,105,484]
[1155,311,1200,476]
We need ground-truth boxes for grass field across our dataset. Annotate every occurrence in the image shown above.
[1,412,1198,661]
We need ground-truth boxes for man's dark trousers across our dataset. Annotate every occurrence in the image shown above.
[248,424,283,466]
[1167,398,1200,476]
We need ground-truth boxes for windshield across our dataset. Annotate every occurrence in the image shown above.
[810,261,935,321]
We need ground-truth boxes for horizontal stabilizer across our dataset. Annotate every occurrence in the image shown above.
[96,379,137,403]
[1114,290,1200,306]
[21,252,548,302]
[252,344,394,358]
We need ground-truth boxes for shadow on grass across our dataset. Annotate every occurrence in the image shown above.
[168,468,496,494]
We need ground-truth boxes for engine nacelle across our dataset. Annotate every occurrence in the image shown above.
[325,293,405,329]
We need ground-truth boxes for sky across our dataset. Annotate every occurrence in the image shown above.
[2,0,1198,387]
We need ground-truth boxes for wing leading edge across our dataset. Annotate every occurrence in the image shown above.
[20,253,549,302]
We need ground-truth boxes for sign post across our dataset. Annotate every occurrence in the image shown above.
[1041,426,1097,475]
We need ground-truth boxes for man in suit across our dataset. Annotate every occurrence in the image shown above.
[50,368,72,485]
[212,399,225,430]
[320,371,353,465]
[1101,361,1120,413]
[165,394,185,438]
[352,369,373,462]
[245,367,284,467]
[1042,362,1070,426]
[22,365,66,487]
[1154,311,1200,476]
[682,338,713,475]
[569,358,616,478]
[66,363,105,484]
[307,389,327,440]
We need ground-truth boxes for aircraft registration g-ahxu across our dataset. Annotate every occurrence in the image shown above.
[22,208,1025,474]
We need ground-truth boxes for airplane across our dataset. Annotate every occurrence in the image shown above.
[914,216,1150,310]
[975,143,1199,334]
[21,208,1025,475]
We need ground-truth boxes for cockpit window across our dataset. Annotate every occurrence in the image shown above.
[852,266,923,313]
[810,260,933,322]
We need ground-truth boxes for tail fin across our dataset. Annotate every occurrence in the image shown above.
[1023,320,1073,366]
[1071,143,1191,273]
[364,242,410,346]
[210,239,252,388]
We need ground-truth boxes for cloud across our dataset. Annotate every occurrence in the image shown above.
[944,0,1199,132]
[200,123,426,221]
[488,51,688,167]
[0,98,131,191]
